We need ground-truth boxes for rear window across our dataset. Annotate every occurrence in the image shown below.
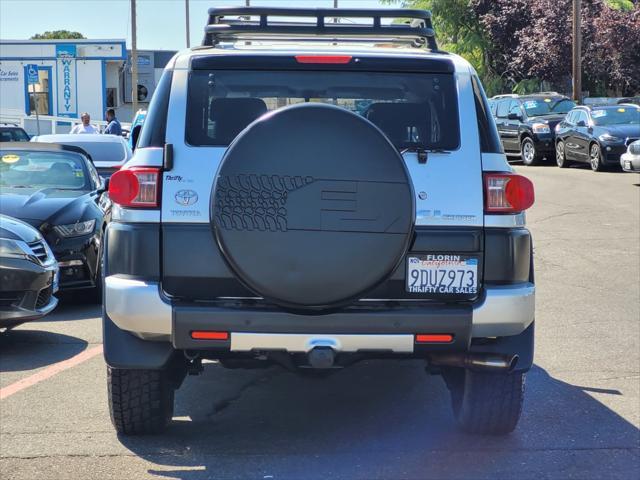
[186,70,460,150]
[59,141,127,163]
[0,128,30,142]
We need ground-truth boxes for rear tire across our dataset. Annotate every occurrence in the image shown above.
[444,368,525,435]
[107,366,175,435]
[521,137,541,166]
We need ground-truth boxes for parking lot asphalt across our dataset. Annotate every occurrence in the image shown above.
[1,164,638,480]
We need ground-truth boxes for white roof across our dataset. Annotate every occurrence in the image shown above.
[32,134,128,144]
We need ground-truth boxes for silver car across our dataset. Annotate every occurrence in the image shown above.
[620,140,640,172]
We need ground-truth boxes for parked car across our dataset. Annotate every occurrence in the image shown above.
[0,214,58,330]
[103,7,536,436]
[0,142,111,298]
[0,124,30,142]
[31,133,132,178]
[128,109,147,150]
[617,97,640,107]
[555,104,640,171]
[620,139,640,173]
[491,93,576,165]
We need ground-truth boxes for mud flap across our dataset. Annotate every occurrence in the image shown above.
[103,311,174,370]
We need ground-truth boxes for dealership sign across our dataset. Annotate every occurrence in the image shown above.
[56,44,77,117]
[0,68,19,82]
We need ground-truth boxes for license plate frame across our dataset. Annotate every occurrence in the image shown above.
[406,254,478,295]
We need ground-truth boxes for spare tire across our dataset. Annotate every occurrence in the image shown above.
[211,103,414,310]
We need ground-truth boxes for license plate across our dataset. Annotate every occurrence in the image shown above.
[406,255,478,294]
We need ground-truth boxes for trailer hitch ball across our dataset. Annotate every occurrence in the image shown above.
[308,347,335,369]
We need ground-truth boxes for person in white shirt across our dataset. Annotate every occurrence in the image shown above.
[70,113,98,134]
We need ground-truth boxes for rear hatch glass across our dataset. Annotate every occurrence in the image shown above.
[185,70,460,151]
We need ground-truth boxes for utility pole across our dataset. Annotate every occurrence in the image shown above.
[572,0,582,103]
[185,0,190,48]
[131,0,138,116]
[334,0,338,22]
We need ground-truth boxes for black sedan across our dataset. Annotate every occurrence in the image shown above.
[555,105,640,171]
[0,143,111,299]
[0,214,58,329]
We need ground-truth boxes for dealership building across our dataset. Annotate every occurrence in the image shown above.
[0,39,175,132]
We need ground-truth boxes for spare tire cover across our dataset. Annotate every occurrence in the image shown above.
[211,103,415,310]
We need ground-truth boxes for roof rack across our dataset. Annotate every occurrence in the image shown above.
[202,7,438,51]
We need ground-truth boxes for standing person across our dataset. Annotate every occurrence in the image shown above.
[70,113,98,134]
[104,108,122,136]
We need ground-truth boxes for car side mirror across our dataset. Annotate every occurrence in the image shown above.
[576,120,586,127]
[507,113,521,121]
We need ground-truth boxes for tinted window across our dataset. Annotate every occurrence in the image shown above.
[0,128,30,142]
[471,76,502,153]
[566,111,577,125]
[590,106,640,126]
[0,150,91,190]
[186,70,460,150]
[59,141,128,163]
[508,101,521,116]
[496,100,510,118]
[575,111,588,125]
[138,71,172,148]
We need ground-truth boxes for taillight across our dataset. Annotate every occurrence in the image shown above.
[109,167,161,208]
[295,55,352,64]
[484,173,534,213]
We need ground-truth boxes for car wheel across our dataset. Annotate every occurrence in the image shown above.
[590,143,605,172]
[107,366,175,435]
[556,141,571,168]
[521,137,540,166]
[443,367,525,435]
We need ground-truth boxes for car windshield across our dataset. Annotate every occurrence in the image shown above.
[522,98,576,116]
[0,128,30,142]
[0,150,90,190]
[186,70,460,150]
[58,140,127,163]
[590,106,640,126]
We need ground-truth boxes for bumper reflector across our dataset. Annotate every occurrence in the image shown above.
[415,334,454,344]
[190,331,229,340]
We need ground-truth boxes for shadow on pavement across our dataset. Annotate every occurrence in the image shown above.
[0,304,94,372]
[117,361,639,480]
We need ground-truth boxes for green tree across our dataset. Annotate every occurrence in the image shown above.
[31,30,85,40]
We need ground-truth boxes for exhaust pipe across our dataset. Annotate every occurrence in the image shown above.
[430,353,519,373]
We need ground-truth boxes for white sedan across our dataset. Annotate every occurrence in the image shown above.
[30,133,132,178]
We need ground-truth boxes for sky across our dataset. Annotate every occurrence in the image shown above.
[0,0,392,51]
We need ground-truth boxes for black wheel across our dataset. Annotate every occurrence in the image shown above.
[556,141,571,168]
[443,368,525,435]
[107,366,175,435]
[521,137,541,166]
[589,143,605,171]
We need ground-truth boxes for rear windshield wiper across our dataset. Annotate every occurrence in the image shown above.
[401,145,451,164]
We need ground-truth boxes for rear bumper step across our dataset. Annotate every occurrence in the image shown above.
[104,276,534,342]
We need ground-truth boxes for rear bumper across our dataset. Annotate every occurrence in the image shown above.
[104,275,535,343]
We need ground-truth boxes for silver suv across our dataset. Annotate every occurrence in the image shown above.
[104,7,535,436]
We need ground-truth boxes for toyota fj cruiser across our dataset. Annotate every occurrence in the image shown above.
[104,7,535,436]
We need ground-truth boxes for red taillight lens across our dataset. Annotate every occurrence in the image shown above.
[484,173,534,213]
[109,167,161,208]
[295,55,352,64]
[191,331,229,340]
[415,334,454,344]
